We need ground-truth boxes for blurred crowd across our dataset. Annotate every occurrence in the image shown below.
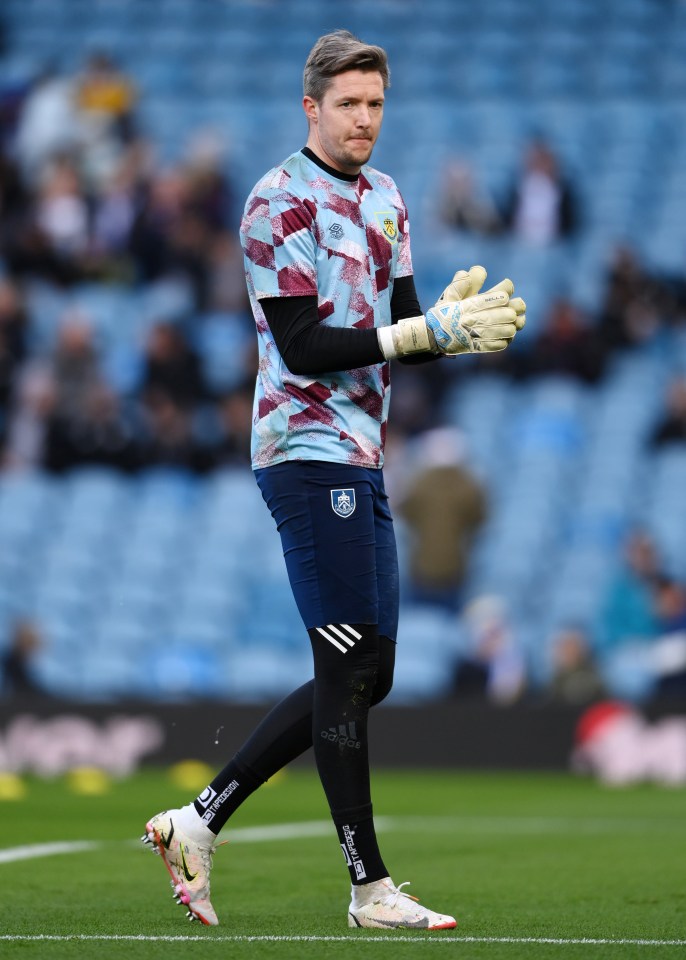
[444,526,686,708]
[1,55,686,478]
[0,52,254,476]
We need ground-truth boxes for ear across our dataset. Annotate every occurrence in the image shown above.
[303,95,318,124]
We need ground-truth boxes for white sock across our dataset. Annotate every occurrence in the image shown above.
[173,803,216,844]
[351,877,394,908]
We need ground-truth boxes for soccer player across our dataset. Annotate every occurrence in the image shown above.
[143,30,525,929]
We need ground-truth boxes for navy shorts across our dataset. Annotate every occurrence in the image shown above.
[255,461,400,641]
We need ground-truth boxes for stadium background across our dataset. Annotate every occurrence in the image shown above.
[0,0,685,772]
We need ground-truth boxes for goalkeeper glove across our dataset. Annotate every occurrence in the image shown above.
[440,264,527,332]
[424,289,519,354]
[377,284,519,358]
[378,266,526,360]
[438,264,488,302]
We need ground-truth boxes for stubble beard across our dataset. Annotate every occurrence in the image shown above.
[336,139,374,173]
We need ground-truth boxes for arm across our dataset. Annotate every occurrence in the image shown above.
[259,296,383,375]
[259,275,426,376]
[261,268,526,372]
[246,185,525,368]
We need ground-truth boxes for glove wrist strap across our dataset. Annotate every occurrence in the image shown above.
[377,316,436,360]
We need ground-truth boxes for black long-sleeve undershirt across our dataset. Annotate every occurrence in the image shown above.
[258,274,436,376]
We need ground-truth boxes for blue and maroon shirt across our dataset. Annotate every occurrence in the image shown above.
[240,149,413,469]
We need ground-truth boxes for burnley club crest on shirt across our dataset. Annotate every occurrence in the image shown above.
[375,211,398,244]
[331,488,356,518]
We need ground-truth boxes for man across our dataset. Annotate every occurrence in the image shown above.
[143,30,525,930]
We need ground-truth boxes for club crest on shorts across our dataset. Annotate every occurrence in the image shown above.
[331,488,356,518]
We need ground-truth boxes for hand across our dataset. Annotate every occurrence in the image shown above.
[424,289,519,355]
[376,265,526,359]
[438,264,487,302]
[440,264,526,332]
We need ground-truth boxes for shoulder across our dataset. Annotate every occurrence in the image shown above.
[360,164,407,213]
[361,165,402,197]
[243,153,318,222]
[249,153,319,203]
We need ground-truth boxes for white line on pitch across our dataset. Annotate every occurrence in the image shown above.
[0,841,99,864]
[0,935,685,946]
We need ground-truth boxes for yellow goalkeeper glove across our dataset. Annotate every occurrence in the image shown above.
[440,264,526,332]
[377,266,523,359]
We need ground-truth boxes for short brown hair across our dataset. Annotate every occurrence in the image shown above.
[303,30,390,101]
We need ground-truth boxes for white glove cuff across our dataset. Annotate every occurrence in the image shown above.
[377,325,399,360]
[377,316,435,360]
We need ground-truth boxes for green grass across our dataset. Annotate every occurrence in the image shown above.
[1,768,684,959]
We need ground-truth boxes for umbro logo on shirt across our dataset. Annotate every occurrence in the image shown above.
[328,222,344,240]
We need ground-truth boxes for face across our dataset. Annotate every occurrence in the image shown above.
[304,70,385,174]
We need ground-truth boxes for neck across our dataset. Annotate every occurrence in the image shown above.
[301,145,359,182]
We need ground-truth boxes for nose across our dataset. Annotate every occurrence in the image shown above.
[354,104,372,128]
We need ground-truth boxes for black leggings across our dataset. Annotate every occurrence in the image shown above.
[235,630,395,823]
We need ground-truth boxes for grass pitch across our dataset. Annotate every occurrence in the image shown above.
[1,767,684,959]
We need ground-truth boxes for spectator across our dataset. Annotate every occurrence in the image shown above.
[0,65,31,147]
[75,51,137,146]
[139,389,213,474]
[128,169,188,283]
[14,66,80,186]
[650,376,686,448]
[651,577,686,699]
[597,245,667,352]
[596,530,662,657]
[183,129,234,231]
[0,144,29,226]
[509,297,607,384]
[35,157,89,259]
[436,160,501,235]
[128,169,210,305]
[140,321,206,409]
[91,154,142,269]
[1,362,56,470]
[398,427,487,611]
[502,139,578,245]
[547,624,607,705]
[50,316,102,419]
[454,594,527,704]
[3,215,83,286]
[38,317,135,473]
[44,381,139,474]
[210,384,253,468]
[166,208,213,309]
[0,619,46,697]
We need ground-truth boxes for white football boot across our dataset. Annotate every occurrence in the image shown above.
[142,808,222,925]
[348,877,457,930]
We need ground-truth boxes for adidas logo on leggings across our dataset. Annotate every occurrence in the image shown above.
[321,721,361,749]
[315,623,362,654]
